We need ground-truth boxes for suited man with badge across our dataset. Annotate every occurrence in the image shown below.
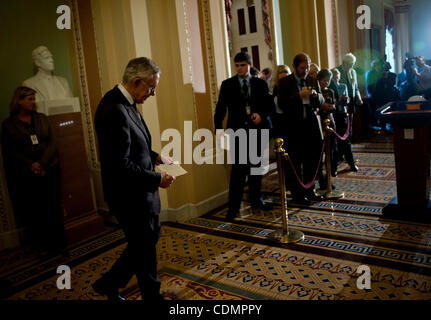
[214,51,274,221]
[93,57,175,301]
[277,53,325,204]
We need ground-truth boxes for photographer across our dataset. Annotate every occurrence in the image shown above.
[317,69,337,190]
[414,56,431,91]
[400,56,421,101]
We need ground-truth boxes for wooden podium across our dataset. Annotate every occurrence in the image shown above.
[379,101,431,222]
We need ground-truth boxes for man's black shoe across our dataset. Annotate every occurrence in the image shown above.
[318,183,336,191]
[251,201,274,211]
[306,191,325,202]
[0,279,10,299]
[291,196,310,205]
[350,164,359,172]
[92,278,126,301]
[225,209,239,221]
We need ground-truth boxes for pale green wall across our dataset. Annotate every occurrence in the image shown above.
[278,0,292,67]
[410,0,431,57]
[0,0,74,122]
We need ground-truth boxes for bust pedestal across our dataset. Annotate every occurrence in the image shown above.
[36,97,81,115]
[44,99,106,244]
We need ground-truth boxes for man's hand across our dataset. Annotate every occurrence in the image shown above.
[321,103,335,112]
[160,172,175,189]
[31,162,42,175]
[156,155,174,166]
[299,87,312,99]
[251,113,261,125]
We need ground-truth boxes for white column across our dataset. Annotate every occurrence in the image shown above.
[394,4,410,74]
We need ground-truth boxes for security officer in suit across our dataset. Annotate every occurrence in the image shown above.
[214,52,274,220]
[93,57,175,301]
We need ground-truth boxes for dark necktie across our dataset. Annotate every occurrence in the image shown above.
[131,103,140,120]
[242,79,249,99]
[300,79,306,88]
[300,79,308,119]
[131,103,150,143]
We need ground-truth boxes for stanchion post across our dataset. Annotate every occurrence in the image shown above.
[268,138,304,244]
[276,138,288,236]
[323,118,344,199]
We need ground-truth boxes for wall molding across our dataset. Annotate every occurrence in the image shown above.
[331,0,341,65]
[160,190,228,222]
[0,228,22,250]
[71,0,99,170]
[201,0,219,117]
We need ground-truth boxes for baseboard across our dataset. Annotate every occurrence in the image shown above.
[0,228,25,250]
[92,189,228,225]
[159,190,229,222]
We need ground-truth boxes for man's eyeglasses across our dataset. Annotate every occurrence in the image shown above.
[140,79,156,94]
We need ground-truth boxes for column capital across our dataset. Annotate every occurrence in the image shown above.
[393,0,410,13]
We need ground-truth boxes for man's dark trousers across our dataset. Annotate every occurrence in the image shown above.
[102,200,162,300]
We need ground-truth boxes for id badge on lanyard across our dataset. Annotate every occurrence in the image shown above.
[245,105,251,115]
[30,134,39,145]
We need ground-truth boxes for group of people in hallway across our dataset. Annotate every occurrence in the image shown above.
[215,51,362,217]
[2,49,424,302]
[91,51,363,301]
[365,54,431,130]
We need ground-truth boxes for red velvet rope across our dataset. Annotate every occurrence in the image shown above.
[285,114,349,190]
[287,139,326,190]
[332,114,350,141]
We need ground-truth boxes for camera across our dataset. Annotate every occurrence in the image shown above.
[404,55,418,72]
[309,90,320,109]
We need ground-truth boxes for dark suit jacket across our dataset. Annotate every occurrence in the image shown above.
[1,112,58,179]
[336,65,361,101]
[277,74,324,139]
[214,75,273,131]
[94,86,161,216]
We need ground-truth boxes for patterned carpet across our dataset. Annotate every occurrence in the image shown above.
[2,134,431,300]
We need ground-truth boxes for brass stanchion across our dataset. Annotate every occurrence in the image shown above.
[323,118,344,199]
[268,138,305,244]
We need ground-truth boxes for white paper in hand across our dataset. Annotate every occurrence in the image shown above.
[156,162,187,177]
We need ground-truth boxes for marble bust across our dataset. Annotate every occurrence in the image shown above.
[23,46,73,101]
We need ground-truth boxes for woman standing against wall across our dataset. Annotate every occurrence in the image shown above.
[1,86,66,256]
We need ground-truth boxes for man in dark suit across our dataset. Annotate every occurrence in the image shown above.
[93,57,175,301]
[277,53,325,204]
[214,51,273,221]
